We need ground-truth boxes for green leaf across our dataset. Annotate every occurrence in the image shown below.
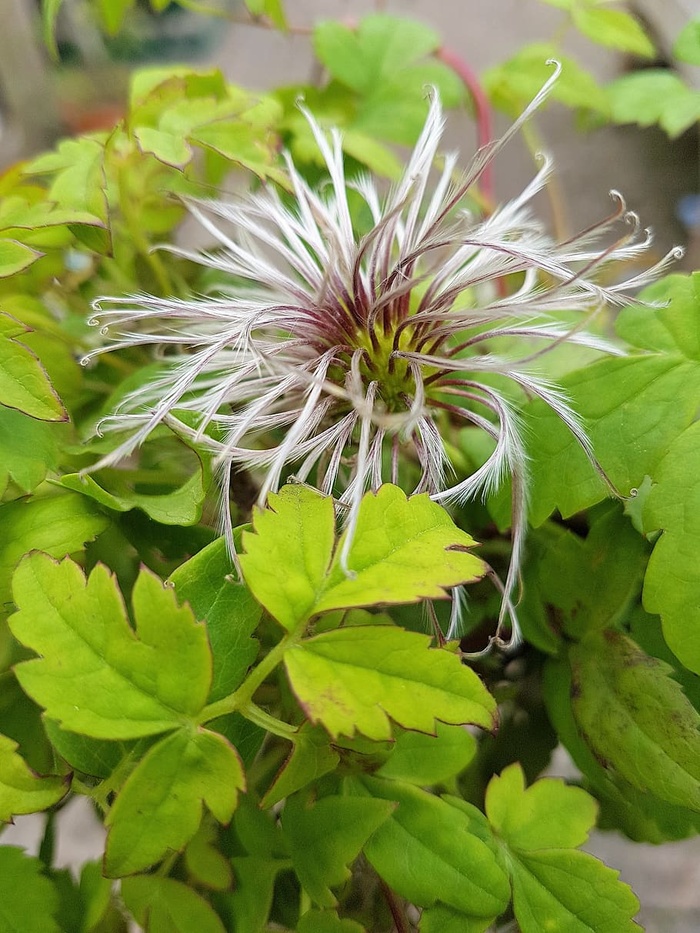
[674,18,700,64]
[44,719,131,778]
[315,486,485,614]
[508,850,640,933]
[572,7,654,57]
[543,657,700,842]
[352,776,510,917]
[0,732,68,821]
[135,126,193,168]
[420,906,493,932]
[62,462,208,526]
[105,727,243,876]
[0,405,60,494]
[377,722,476,785]
[606,70,700,136]
[297,910,366,933]
[121,875,226,933]
[484,44,608,116]
[25,137,108,229]
[495,275,700,526]
[285,625,497,741]
[171,537,261,701]
[282,794,395,907]
[518,506,649,648]
[484,763,640,932]
[240,485,335,632]
[0,317,67,421]
[10,557,212,739]
[261,724,339,808]
[543,657,700,844]
[184,819,233,891]
[570,630,700,810]
[486,763,596,850]
[643,420,700,674]
[0,492,108,609]
[41,0,65,59]
[224,857,280,933]
[0,847,61,933]
[241,485,485,633]
[313,16,440,95]
[0,238,42,277]
[96,0,134,35]
[245,0,287,29]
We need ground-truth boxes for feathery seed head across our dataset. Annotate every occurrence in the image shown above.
[86,64,679,648]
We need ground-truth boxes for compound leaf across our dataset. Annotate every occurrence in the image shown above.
[241,485,485,633]
[285,625,497,741]
[10,556,212,739]
[352,776,510,918]
[105,727,244,876]
[485,763,640,932]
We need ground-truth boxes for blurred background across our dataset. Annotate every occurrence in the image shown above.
[0,2,699,930]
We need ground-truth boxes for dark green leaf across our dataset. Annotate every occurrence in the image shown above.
[224,857,280,933]
[11,558,212,739]
[285,625,497,741]
[170,537,260,701]
[282,793,395,907]
[44,719,131,778]
[570,630,700,810]
[62,462,208,526]
[105,727,244,876]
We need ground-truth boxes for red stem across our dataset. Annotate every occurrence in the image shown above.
[437,46,494,203]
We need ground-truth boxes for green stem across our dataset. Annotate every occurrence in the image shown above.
[243,703,298,740]
[198,628,303,725]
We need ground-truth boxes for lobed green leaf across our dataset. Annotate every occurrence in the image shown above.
[10,557,212,739]
[285,625,497,741]
[105,727,244,876]
[121,875,226,933]
[282,794,395,907]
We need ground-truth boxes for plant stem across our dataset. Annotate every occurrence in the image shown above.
[198,628,302,725]
[117,167,173,296]
[244,702,298,740]
[378,877,409,933]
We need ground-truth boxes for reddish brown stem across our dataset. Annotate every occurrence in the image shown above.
[437,46,495,203]
[378,878,410,933]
